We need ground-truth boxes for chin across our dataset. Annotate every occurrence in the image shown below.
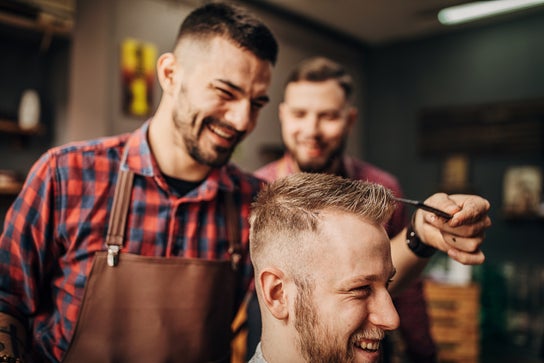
[298,163,328,174]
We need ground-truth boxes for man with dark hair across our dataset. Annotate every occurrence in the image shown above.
[250,56,491,362]
[0,3,277,362]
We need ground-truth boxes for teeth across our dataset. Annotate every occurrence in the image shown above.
[208,124,233,139]
[359,341,379,351]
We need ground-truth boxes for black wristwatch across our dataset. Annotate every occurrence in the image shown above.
[405,216,437,258]
[0,355,22,363]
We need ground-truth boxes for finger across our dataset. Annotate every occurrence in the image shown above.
[441,232,484,253]
[425,213,491,236]
[424,193,462,216]
[447,247,485,265]
[448,195,491,226]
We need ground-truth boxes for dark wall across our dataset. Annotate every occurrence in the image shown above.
[364,11,544,265]
[0,23,71,174]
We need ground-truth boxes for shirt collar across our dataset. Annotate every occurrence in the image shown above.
[122,120,236,195]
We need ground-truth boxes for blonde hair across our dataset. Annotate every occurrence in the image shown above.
[249,172,395,276]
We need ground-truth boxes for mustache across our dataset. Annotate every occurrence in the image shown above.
[350,328,385,343]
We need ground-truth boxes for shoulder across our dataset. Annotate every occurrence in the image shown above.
[347,157,403,193]
[48,133,130,161]
[254,160,280,182]
[254,154,293,182]
[28,133,131,184]
[224,163,266,194]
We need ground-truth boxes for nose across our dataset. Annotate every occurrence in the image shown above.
[301,113,320,136]
[368,290,400,331]
[224,100,252,131]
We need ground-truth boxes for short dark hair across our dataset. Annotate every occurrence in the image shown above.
[176,2,278,65]
[285,56,353,99]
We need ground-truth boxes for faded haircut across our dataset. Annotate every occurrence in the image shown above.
[175,2,278,65]
[249,172,395,274]
[284,56,353,99]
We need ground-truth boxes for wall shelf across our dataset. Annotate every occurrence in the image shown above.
[0,119,44,135]
[0,183,22,196]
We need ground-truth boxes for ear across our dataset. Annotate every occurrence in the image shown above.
[156,52,177,94]
[278,102,287,126]
[258,267,290,320]
[346,106,358,130]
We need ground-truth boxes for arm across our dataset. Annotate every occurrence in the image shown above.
[0,152,59,359]
[389,193,491,294]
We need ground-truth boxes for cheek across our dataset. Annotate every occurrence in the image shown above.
[280,120,300,138]
[326,301,369,337]
[322,123,349,140]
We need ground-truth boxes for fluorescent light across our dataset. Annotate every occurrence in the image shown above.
[438,0,544,25]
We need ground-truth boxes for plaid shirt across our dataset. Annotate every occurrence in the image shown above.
[0,121,262,362]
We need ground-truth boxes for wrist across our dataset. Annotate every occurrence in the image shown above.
[405,213,437,258]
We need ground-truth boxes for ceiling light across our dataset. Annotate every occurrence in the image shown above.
[438,0,544,25]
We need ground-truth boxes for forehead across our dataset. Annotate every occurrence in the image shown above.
[178,36,272,92]
[284,80,347,108]
[312,211,393,283]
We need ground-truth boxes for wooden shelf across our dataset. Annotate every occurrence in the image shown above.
[0,119,44,135]
[0,182,22,196]
[0,9,73,38]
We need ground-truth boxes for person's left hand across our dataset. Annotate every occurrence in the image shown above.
[414,193,492,265]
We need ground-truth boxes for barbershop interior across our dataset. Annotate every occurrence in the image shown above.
[0,0,543,362]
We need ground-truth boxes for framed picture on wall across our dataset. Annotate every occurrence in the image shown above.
[121,38,157,118]
[502,166,543,218]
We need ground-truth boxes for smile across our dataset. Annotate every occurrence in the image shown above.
[207,123,236,140]
[355,340,380,352]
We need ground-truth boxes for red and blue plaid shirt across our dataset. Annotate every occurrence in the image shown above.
[0,121,262,362]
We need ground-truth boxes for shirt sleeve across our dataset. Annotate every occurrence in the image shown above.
[0,151,61,321]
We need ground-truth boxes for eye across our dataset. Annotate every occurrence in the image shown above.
[290,110,306,118]
[351,285,372,297]
[251,101,266,111]
[216,87,234,99]
[320,111,341,120]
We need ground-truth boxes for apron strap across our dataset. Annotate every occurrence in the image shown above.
[105,169,134,267]
[224,191,242,271]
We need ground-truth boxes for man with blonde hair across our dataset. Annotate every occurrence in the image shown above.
[249,172,401,363]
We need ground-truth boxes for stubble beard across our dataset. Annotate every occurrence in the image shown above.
[295,136,348,174]
[294,282,355,363]
[173,109,237,169]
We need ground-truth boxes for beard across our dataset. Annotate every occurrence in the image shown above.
[294,280,355,363]
[174,108,243,168]
[295,136,347,174]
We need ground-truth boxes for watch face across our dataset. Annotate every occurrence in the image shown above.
[18,89,41,130]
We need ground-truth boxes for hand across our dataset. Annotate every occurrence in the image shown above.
[414,193,492,265]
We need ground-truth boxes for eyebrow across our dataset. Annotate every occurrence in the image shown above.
[343,268,397,286]
[216,79,270,104]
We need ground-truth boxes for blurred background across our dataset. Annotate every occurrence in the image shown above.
[0,0,542,361]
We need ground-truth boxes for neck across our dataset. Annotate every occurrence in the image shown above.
[260,320,305,363]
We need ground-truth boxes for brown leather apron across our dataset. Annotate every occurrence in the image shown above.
[62,169,242,363]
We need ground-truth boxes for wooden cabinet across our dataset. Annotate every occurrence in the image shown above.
[424,281,480,363]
